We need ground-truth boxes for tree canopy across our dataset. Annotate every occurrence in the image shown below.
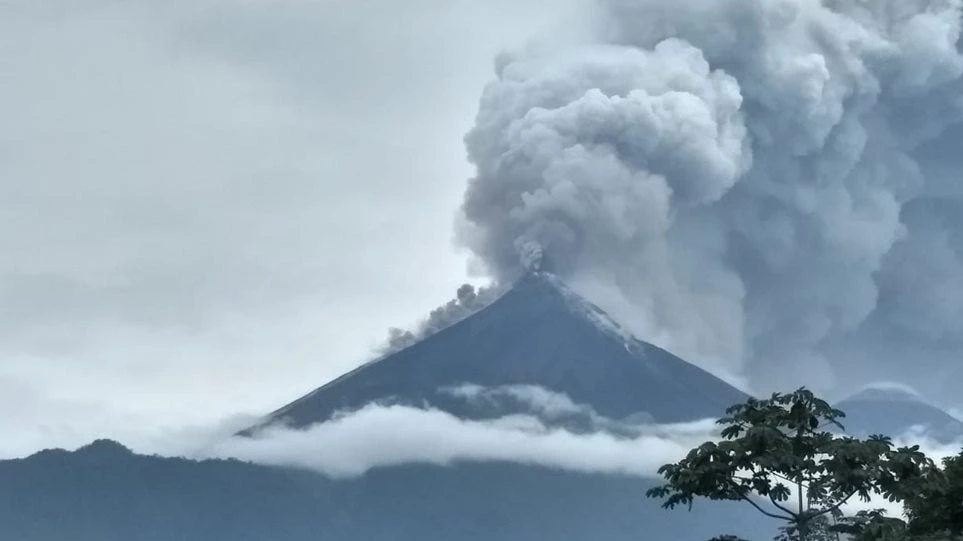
[904,451,963,538]
[646,388,937,541]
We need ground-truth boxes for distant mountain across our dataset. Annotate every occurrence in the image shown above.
[246,272,747,434]
[837,386,963,443]
[0,439,775,541]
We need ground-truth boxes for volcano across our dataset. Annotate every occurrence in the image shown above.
[247,272,747,434]
[0,273,775,541]
[837,386,963,444]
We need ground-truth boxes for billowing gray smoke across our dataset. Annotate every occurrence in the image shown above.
[456,0,963,399]
[382,283,504,354]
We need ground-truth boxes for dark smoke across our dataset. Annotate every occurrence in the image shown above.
[455,0,963,401]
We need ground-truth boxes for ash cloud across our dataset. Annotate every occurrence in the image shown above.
[382,283,504,353]
[456,0,963,400]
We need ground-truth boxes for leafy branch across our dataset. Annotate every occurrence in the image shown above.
[645,388,934,541]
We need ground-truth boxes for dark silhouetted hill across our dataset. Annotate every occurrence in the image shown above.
[0,439,776,541]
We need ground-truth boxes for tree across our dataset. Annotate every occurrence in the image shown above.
[646,388,934,541]
[905,450,963,538]
[832,510,909,541]
[826,450,963,541]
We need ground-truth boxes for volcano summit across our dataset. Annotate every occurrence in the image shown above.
[246,272,748,434]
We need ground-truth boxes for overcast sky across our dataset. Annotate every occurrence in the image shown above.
[0,0,592,456]
[5,0,963,458]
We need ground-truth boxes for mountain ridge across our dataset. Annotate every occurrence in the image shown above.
[0,437,775,541]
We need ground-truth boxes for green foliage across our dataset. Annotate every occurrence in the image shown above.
[832,510,909,541]
[833,511,963,541]
[825,450,963,541]
[646,388,935,541]
[775,515,838,541]
[905,450,963,537]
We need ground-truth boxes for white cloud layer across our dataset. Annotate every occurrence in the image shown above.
[6,383,955,531]
[205,402,717,478]
[201,386,960,488]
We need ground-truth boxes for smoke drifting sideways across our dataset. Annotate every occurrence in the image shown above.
[451,0,963,401]
[382,283,504,354]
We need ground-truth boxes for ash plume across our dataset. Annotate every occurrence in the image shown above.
[456,0,963,399]
[382,283,504,354]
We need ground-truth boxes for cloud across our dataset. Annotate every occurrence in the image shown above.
[0,374,258,460]
[854,381,924,399]
[198,383,960,523]
[443,383,607,420]
[197,410,957,534]
[440,383,663,431]
[455,0,963,405]
[205,401,717,479]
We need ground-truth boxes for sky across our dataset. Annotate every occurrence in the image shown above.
[4,0,963,458]
[0,0,592,456]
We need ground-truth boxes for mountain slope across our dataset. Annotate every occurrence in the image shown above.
[837,386,963,443]
[250,272,746,433]
[0,440,775,541]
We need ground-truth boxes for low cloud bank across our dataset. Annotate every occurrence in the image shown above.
[199,385,961,485]
[441,383,719,435]
[205,400,717,478]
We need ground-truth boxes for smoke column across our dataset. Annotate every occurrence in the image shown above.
[457,0,963,399]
